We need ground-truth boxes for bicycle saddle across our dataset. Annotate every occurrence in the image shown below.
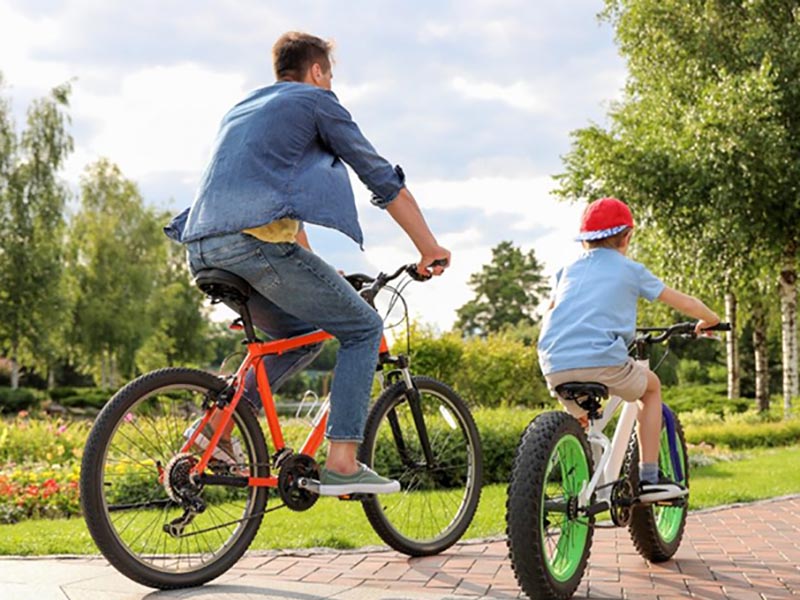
[194,269,252,305]
[554,382,609,401]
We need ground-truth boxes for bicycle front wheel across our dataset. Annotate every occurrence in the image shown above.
[80,368,269,589]
[506,411,593,600]
[359,376,482,556]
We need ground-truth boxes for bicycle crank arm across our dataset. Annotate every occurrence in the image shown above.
[581,500,611,517]
[297,477,320,493]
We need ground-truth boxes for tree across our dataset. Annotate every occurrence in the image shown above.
[135,238,211,372]
[0,77,73,388]
[557,0,800,415]
[455,241,549,337]
[68,160,165,387]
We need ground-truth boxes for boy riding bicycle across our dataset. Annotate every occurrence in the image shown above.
[537,197,720,502]
[166,32,450,496]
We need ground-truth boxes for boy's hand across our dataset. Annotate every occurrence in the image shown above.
[695,316,721,335]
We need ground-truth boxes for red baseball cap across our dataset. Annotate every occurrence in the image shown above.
[576,197,635,241]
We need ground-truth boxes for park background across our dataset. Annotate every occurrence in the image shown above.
[0,0,798,552]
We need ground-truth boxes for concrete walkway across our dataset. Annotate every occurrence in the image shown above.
[0,495,798,600]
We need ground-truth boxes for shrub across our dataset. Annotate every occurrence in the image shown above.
[684,418,800,449]
[662,384,750,416]
[397,326,550,409]
[0,387,43,413]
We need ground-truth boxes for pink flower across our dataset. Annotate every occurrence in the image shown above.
[56,424,68,434]
[123,413,134,423]
[17,410,29,419]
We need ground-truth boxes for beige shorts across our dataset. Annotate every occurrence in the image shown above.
[545,358,649,418]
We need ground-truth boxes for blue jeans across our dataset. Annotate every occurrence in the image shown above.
[186,232,384,442]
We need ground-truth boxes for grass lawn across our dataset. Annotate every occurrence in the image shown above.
[1,445,798,556]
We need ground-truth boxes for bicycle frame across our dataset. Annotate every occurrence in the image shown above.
[576,359,648,508]
[181,328,392,487]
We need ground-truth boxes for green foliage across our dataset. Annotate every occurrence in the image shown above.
[685,417,800,450]
[662,383,750,416]
[455,241,549,337]
[0,80,74,388]
[395,324,550,408]
[0,388,43,413]
[558,0,800,411]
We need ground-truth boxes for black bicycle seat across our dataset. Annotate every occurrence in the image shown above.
[194,269,252,305]
[554,382,609,401]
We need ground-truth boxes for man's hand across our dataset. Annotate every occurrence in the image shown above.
[417,246,451,278]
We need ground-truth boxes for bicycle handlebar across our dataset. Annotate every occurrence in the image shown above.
[636,321,732,344]
[344,259,448,306]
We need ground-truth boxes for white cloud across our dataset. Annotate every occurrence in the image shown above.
[66,63,249,181]
[351,176,585,331]
[451,75,550,113]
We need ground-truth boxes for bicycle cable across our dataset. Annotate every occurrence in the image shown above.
[169,502,288,539]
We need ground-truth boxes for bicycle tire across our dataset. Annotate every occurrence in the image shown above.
[80,367,269,589]
[358,376,482,556]
[624,412,689,562]
[506,411,594,600]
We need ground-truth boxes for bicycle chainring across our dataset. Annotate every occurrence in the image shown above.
[278,454,320,511]
[610,478,636,526]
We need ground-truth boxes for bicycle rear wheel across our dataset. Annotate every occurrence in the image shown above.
[358,376,482,556]
[625,412,689,562]
[80,368,268,589]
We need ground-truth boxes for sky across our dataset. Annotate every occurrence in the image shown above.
[0,0,627,331]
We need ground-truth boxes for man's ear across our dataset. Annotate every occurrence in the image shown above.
[310,62,323,82]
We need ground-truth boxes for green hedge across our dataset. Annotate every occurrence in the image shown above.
[685,419,800,449]
[0,388,43,413]
[396,326,550,408]
[662,384,751,416]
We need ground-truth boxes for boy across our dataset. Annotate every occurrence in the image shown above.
[537,197,719,502]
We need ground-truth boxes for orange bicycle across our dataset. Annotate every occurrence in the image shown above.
[80,262,482,589]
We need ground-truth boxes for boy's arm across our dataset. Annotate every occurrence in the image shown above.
[657,287,720,334]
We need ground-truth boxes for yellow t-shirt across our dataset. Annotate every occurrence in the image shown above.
[242,218,300,243]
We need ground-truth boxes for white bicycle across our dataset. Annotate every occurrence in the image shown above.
[506,321,731,600]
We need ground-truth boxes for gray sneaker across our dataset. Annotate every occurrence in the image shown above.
[318,463,401,496]
[183,419,245,473]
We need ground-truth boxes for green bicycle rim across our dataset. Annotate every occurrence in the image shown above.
[653,427,686,542]
[541,434,590,582]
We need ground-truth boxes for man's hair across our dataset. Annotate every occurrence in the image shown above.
[583,227,633,249]
[272,32,333,82]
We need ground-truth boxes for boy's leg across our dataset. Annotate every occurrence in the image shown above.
[636,368,688,501]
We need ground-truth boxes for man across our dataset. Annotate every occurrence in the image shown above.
[167,32,450,495]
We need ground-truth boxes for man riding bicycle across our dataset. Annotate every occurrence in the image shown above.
[165,31,450,496]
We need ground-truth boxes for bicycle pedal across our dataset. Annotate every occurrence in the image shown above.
[337,493,374,501]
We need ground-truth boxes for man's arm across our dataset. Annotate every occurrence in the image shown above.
[385,188,450,276]
[657,287,720,334]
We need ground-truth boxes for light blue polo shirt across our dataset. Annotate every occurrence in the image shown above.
[538,248,666,375]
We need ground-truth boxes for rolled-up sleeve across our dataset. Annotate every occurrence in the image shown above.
[314,91,405,207]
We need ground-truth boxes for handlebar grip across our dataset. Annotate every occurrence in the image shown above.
[406,258,449,282]
[703,322,732,332]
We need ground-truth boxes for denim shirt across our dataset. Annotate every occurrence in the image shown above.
[167,82,405,248]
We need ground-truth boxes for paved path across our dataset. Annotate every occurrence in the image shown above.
[0,495,798,600]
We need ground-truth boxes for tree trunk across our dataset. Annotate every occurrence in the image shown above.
[10,343,20,390]
[47,368,55,390]
[100,352,108,389]
[752,301,769,412]
[778,244,798,418]
[725,291,740,399]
